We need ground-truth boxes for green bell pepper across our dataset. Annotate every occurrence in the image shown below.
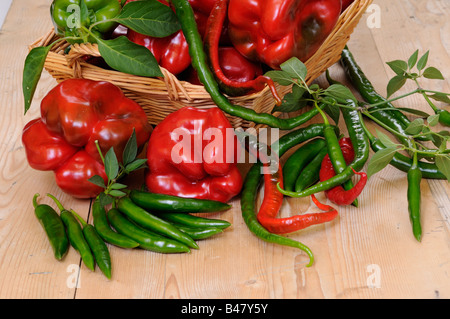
[50,0,121,43]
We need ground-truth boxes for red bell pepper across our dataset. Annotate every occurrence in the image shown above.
[126,0,221,75]
[186,46,263,86]
[203,0,282,103]
[22,79,152,198]
[227,0,342,69]
[145,107,243,203]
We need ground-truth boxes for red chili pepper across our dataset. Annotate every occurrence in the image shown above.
[204,0,282,103]
[255,149,338,235]
[319,137,367,206]
[22,79,152,198]
[227,0,342,69]
[145,107,243,203]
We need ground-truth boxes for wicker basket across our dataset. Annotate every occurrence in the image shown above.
[29,0,372,129]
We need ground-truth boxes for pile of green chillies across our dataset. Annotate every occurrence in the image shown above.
[33,190,232,279]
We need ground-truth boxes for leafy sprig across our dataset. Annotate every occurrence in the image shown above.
[23,0,179,114]
[89,130,147,207]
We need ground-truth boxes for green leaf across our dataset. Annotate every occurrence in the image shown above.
[115,0,180,37]
[265,70,296,86]
[323,97,341,125]
[124,158,148,173]
[422,67,444,80]
[427,113,440,126]
[275,85,308,113]
[404,118,425,135]
[104,147,119,181]
[279,57,307,82]
[386,60,408,75]
[428,93,450,104]
[407,50,419,70]
[395,107,430,118]
[88,175,107,188]
[96,36,163,77]
[435,155,450,182]
[22,45,52,114]
[123,129,137,166]
[367,146,398,179]
[108,190,127,197]
[375,129,398,148]
[110,183,128,190]
[323,84,357,104]
[417,51,429,71]
[98,192,114,207]
[386,75,407,97]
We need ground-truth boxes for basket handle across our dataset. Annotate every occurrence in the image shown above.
[66,43,102,78]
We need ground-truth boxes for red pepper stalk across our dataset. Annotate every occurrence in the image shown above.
[254,146,338,235]
[319,137,367,206]
[204,0,282,105]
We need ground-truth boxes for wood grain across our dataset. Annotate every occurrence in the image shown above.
[0,0,448,299]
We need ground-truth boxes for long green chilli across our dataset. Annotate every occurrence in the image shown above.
[171,0,320,130]
[240,123,334,267]
[407,153,422,242]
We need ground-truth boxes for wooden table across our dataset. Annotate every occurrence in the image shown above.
[0,0,449,299]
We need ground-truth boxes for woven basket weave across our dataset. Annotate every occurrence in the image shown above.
[29,0,372,129]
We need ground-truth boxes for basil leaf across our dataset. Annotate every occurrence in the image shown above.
[265,70,296,86]
[367,146,398,179]
[422,67,444,80]
[427,113,440,126]
[404,118,425,135]
[280,57,307,82]
[386,60,407,75]
[104,147,119,181]
[110,183,128,190]
[386,75,407,97]
[407,50,419,70]
[417,51,429,71]
[99,192,114,207]
[428,93,450,104]
[123,129,137,166]
[275,85,308,113]
[116,0,180,37]
[435,155,450,182]
[96,36,163,77]
[109,190,127,197]
[323,84,357,104]
[88,175,107,188]
[395,107,430,118]
[22,45,52,114]
[375,129,398,148]
[125,158,147,173]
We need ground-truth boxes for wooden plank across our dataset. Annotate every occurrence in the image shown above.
[0,0,448,299]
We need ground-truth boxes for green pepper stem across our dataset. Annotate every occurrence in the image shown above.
[70,209,87,228]
[33,193,40,209]
[46,193,66,213]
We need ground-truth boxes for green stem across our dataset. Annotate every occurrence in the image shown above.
[70,209,88,228]
[46,193,66,212]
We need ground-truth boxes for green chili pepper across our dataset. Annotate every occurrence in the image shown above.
[33,193,69,260]
[242,162,314,267]
[170,0,321,129]
[47,194,95,271]
[175,224,223,240]
[117,197,199,249]
[129,190,231,213]
[241,124,337,267]
[107,208,191,253]
[71,209,112,279]
[361,120,446,179]
[323,124,358,206]
[92,198,139,249]
[340,46,411,130]
[156,212,231,230]
[282,138,326,192]
[407,153,422,242]
[437,109,450,127]
[294,146,328,192]
[277,119,369,198]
